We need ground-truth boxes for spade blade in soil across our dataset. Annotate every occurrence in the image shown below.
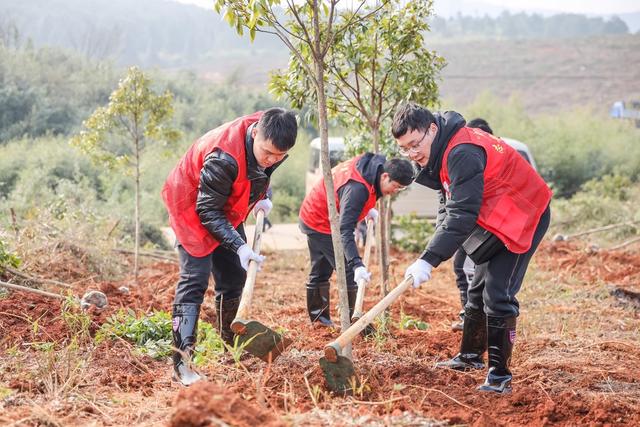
[319,355,359,396]
[233,320,292,362]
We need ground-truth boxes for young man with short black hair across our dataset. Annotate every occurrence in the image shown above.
[299,154,414,327]
[392,102,551,394]
[162,108,297,385]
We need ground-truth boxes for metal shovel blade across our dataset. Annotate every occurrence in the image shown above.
[319,355,359,395]
[232,320,292,362]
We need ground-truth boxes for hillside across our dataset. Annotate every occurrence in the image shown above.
[1,0,639,114]
[432,34,640,113]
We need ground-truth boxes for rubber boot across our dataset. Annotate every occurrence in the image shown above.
[307,282,334,327]
[452,278,469,331]
[215,296,241,346]
[347,287,375,337]
[436,306,486,370]
[172,303,202,386]
[477,316,516,394]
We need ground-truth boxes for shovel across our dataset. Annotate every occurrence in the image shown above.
[320,275,413,394]
[230,209,292,362]
[351,218,375,323]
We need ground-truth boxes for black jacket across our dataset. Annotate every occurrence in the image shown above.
[195,124,285,252]
[414,112,487,267]
[301,152,385,270]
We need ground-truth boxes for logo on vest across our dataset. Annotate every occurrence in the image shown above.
[492,143,504,153]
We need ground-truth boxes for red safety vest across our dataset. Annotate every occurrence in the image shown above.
[300,155,377,234]
[161,112,263,257]
[441,127,552,254]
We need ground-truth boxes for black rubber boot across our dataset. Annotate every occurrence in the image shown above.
[477,316,516,394]
[172,303,202,386]
[347,287,375,337]
[436,306,486,370]
[307,282,334,327]
[215,296,241,346]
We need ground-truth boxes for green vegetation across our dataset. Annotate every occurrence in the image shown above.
[0,239,21,272]
[96,309,228,364]
[96,309,174,359]
[463,92,640,197]
[398,311,429,331]
[392,214,435,254]
[431,12,629,40]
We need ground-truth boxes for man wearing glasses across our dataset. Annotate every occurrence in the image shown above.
[391,102,551,395]
[299,153,414,329]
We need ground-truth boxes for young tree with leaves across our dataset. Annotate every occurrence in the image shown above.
[214,0,387,359]
[271,0,444,296]
[72,66,180,283]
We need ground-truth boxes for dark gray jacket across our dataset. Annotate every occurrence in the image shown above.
[301,153,385,270]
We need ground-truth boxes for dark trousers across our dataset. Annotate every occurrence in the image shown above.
[467,206,551,318]
[306,232,356,290]
[453,248,470,308]
[173,225,247,305]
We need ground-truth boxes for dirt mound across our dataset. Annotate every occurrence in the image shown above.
[90,341,164,393]
[169,381,285,427]
[0,292,70,348]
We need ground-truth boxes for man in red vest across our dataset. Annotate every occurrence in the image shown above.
[162,108,297,385]
[299,153,414,328]
[392,102,551,395]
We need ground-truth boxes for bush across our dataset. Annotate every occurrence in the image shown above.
[463,92,640,197]
[392,213,434,253]
[552,174,640,240]
[0,239,21,272]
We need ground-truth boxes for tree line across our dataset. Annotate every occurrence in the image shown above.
[430,11,630,39]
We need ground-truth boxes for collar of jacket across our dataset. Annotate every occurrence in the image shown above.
[415,111,466,190]
[244,123,288,180]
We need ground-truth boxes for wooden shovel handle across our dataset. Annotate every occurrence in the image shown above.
[352,219,375,320]
[234,209,265,322]
[325,275,413,362]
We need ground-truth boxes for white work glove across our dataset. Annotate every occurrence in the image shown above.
[253,198,273,217]
[236,244,265,271]
[404,259,433,288]
[365,208,379,224]
[354,265,371,284]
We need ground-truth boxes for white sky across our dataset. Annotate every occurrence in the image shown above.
[174,0,640,15]
[479,0,640,14]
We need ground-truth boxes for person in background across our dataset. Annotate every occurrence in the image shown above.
[449,117,494,331]
[299,153,414,328]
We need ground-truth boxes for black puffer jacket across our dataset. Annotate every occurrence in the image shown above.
[300,153,385,270]
[414,111,488,267]
[195,124,286,253]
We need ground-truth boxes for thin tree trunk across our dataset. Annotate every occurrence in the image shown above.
[134,136,140,284]
[313,18,351,361]
[371,129,389,297]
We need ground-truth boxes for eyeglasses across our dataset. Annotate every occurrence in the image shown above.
[398,128,429,157]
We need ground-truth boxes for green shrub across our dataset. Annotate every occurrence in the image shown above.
[463,92,640,198]
[552,174,640,240]
[96,309,174,359]
[0,239,21,272]
[392,213,434,253]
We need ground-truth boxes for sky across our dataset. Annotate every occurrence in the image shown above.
[173,0,640,16]
[479,0,639,14]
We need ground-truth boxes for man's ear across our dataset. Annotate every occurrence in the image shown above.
[251,125,258,139]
